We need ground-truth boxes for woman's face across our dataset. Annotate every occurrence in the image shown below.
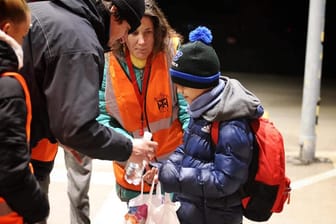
[126,16,154,60]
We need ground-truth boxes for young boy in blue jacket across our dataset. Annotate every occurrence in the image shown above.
[158,26,264,224]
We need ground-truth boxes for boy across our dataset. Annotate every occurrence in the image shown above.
[159,26,264,224]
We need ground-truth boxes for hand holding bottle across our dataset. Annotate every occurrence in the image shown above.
[125,132,157,185]
[130,131,157,161]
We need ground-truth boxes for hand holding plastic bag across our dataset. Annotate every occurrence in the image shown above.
[124,176,163,224]
[145,192,180,224]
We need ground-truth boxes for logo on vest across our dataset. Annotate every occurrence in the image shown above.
[155,93,169,112]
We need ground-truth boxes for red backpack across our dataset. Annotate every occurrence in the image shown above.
[211,117,291,222]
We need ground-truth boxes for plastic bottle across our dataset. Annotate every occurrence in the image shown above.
[124,131,152,185]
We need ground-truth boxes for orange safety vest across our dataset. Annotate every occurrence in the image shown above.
[0,72,31,224]
[106,51,183,192]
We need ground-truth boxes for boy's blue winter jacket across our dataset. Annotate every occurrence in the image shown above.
[159,77,264,224]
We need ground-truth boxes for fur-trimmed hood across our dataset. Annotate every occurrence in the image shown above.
[0,30,23,72]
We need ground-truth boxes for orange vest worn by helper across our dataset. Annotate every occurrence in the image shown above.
[0,72,31,224]
[106,51,183,192]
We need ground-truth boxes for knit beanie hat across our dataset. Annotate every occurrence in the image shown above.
[112,0,145,33]
[170,26,220,89]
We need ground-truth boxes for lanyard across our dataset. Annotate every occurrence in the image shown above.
[125,50,152,136]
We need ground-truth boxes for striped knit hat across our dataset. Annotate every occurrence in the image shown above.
[170,26,220,89]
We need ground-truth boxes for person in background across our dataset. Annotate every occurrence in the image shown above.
[0,0,49,223]
[98,0,190,202]
[158,26,264,224]
[20,0,157,224]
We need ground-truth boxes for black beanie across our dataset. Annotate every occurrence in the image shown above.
[112,0,145,33]
[170,26,220,89]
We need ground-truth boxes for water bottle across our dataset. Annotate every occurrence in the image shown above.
[124,131,152,185]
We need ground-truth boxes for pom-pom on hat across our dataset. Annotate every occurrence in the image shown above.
[112,0,145,33]
[170,26,220,89]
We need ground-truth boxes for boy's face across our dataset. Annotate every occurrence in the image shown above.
[175,83,209,104]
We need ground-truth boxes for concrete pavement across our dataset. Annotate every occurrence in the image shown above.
[46,73,336,224]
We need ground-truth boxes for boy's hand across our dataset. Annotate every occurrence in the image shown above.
[143,166,158,185]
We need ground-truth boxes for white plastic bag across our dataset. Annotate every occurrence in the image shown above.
[124,177,163,224]
[145,191,180,224]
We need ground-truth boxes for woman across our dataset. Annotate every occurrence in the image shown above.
[99,0,189,202]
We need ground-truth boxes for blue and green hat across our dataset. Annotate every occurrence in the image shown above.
[170,26,220,89]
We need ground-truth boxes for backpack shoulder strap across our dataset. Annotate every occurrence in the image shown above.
[211,119,250,144]
[210,121,220,144]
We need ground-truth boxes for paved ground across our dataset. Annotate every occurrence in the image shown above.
[46,73,336,224]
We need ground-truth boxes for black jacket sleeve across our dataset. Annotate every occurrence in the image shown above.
[21,7,133,162]
[45,52,132,161]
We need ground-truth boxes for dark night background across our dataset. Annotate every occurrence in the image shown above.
[157,0,335,77]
